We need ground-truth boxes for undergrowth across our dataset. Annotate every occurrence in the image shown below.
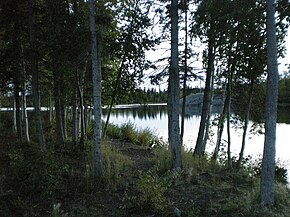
[1,121,290,217]
[105,122,157,147]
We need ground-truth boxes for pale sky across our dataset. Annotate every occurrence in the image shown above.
[141,27,290,90]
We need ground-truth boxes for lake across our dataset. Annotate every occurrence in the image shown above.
[103,104,290,180]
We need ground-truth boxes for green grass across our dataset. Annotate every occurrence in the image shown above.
[105,122,156,147]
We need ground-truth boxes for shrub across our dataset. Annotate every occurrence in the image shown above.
[133,168,180,212]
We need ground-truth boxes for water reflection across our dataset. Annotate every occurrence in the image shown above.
[103,104,168,121]
[102,104,224,121]
[104,104,290,184]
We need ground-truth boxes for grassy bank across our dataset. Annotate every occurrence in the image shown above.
[0,122,290,217]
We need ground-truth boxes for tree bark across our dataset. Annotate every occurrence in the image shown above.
[72,71,79,146]
[194,36,215,156]
[20,46,30,144]
[89,0,102,176]
[54,70,65,146]
[168,0,182,169]
[260,0,278,207]
[76,71,86,150]
[237,79,254,169]
[21,84,30,143]
[202,69,214,150]
[226,65,233,169]
[212,89,228,160]
[60,72,67,141]
[180,1,188,145]
[14,78,23,142]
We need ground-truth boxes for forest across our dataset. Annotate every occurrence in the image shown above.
[1,0,290,216]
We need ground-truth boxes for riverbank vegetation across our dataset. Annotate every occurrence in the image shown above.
[1,122,290,217]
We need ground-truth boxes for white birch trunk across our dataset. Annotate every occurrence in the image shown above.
[13,97,17,132]
[260,0,278,207]
[89,0,102,176]
[21,89,30,143]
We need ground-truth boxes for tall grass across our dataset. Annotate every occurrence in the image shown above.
[105,122,156,147]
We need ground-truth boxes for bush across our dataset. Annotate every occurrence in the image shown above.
[101,142,131,188]
[133,168,180,212]
[105,122,156,147]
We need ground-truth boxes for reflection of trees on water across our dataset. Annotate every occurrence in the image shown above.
[102,105,168,120]
[182,105,223,117]
[102,104,224,120]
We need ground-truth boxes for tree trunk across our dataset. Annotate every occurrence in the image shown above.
[89,0,102,176]
[54,71,65,146]
[77,71,85,150]
[237,79,254,169]
[21,86,30,143]
[202,69,214,149]
[14,79,23,142]
[20,49,30,144]
[72,71,79,146]
[180,1,188,145]
[260,0,278,207]
[194,36,215,156]
[49,93,53,125]
[212,89,228,160]
[60,72,67,141]
[226,66,233,169]
[13,97,17,132]
[168,0,181,169]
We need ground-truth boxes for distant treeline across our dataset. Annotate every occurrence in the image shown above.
[116,76,290,107]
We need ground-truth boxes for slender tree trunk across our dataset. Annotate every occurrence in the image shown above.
[21,86,30,143]
[60,72,67,141]
[227,67,233,169]
[54,71,65,146]
[72,71,78,146]
[49,93,53,125]
[13,97,17,132]
[77,72,85,149]
[203,69,214,149]
[103,60,124,138]
[260,0,278,207]
[20,49,30,143]
[180,1,188,145]
[168,0,181,169]
[14,79,23,142]
[194,36,215,156]
[212,88,228,159]
[237,79,254,169]
[89,0,102,176]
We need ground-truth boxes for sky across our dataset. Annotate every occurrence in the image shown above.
[141,26,290,90]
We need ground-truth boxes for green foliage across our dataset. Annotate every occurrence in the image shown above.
[239,156,289,185]
[105,122,156,147]
[278,76,290,105]
[100,141,131,188]
[185,202,201,217]
[133,168,180,212]
[51,203,64,217]
[151,143,172,173]
[7,146,66,197]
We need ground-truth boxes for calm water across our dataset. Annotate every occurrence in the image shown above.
[103,104,290,179]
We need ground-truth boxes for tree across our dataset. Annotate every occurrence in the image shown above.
[168,0,182,169]
[193,0,218,156]
[89,0,102,176]
[260,0,279,208]
[28,0,46,151]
